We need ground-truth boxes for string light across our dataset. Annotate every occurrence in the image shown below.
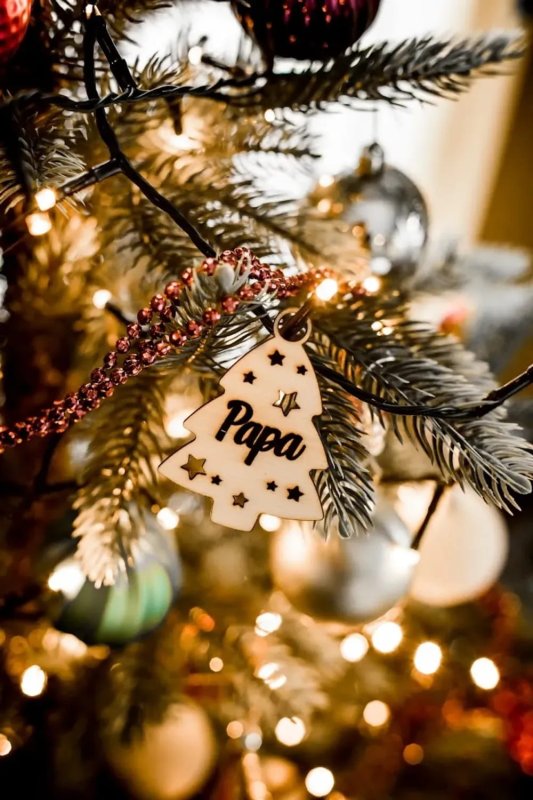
[318,174,335,188]
[20,665,47,697]
[305,767,335,797]
[156,507,179,530]
[244,731,263,752]
[315,278,339,302]
[371,621,403,654]
[188,45,203,65]
[35,187,57,212]
[264,109,276,123]
[403,743,424,765]
[226,720,244,739]
[256,662,287,690]
[414,642,442,675]
[362,275,382,294]
[275,717,306,747]
[92,288,112,309]
[209,657,224,673]
[470,658,500,690]
[363,700,391,728]
[255,612,282,637]
[26,212,52,236]
[48,560,85,600]
[0,734,12,757]
[165,408,195,438]
[259,514,282,532]
[340,633,369,663]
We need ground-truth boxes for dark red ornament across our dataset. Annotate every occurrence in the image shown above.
[231,0,381,62]
[0,0,32,63]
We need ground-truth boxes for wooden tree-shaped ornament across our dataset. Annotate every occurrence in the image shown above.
[159,311,328,531]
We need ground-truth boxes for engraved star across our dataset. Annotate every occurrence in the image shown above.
[243,371,257,384]
[296,365,308,376]
[181,454,206,480]
[287,486,304,502]
[232,492,249,508]
[211,475,222,485]
[273,390,301,417]
[266,481,278,492]
[268,350,285,366]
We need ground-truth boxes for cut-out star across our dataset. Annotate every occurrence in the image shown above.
[287,485,304,502]
[181,454,206,480]
[268,350,285,366]
[232,492,249,508]
[243,371,257,384]
[273,390,300,417]
[211,475,222,485]
[296,365,308,376]
[266,481,278,492]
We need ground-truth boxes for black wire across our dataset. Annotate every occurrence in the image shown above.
[82,9,216,259]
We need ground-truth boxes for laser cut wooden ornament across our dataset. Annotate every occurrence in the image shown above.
[159,310,327,531]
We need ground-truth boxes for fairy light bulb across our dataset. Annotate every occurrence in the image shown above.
[315,278,339,302]
[259,514,282,532]
[275,717,306,747]
[0,734,12,757]
[305,767,335,797]
[264,109,276,123]
[362,275,382,294]
[20,665,47,697]
[92,288,112,309]
[255,612,282,637]
[35,187,57,212]
[363,700,391,728]
[209,657,224,673]
[318,174,335,188]
[156,507,179,530]
[188,45,203,65]
[470,658,500,690]
[227,720,244,739]
[340,633,369,663]
[166,408,195,438]
[371,621,403,654]
[26,212,52,236]
[48,560,85,600]
[414,642,442,675]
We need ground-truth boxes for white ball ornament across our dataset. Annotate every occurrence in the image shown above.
[105,703,217,800]
[271,503,419,625]
[409,486,509,607]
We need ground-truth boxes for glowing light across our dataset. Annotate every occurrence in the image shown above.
[264,109,276,123]
[209,657,224,673]
[48,560,85,600]
[371,321,383,332]
[35,187,57,212]
[305,767,335,797]
[470,658,500,690]
[255,612,282,637]
[256,662,286,690]
[166,409,194,438]
[244,731,263,751]
[371,622,403,654]
[315,278,339,302]
[26,212,52,236]
[362,275,382,294]
[414,642,442,675]
[371,255,392,276]
[156,507,179,530]
[275,716,306,747]
[259,514,282,532]
[403,743,424,765]
[92,288,112,309]
[363,700,391,728]
[0,734,12,757]
[188,45,203,65]
[317,198,332,214]
[226,720,244,739]
[318,174,335,188]
[340,633,369,663]
[20,665,47,697]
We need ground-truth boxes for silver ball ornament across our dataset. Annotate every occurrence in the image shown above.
[271,503,419,625]
[312,142,429,286]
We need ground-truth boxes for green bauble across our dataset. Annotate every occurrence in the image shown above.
[48,526,181,646]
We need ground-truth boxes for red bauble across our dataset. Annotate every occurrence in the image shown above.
[231,0,381,61]
[0,0,32,63]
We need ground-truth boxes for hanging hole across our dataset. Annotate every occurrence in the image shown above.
[275,308,312,344]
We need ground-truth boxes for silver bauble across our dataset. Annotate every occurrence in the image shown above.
[311,142,429,285]
[271,503,419,625]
